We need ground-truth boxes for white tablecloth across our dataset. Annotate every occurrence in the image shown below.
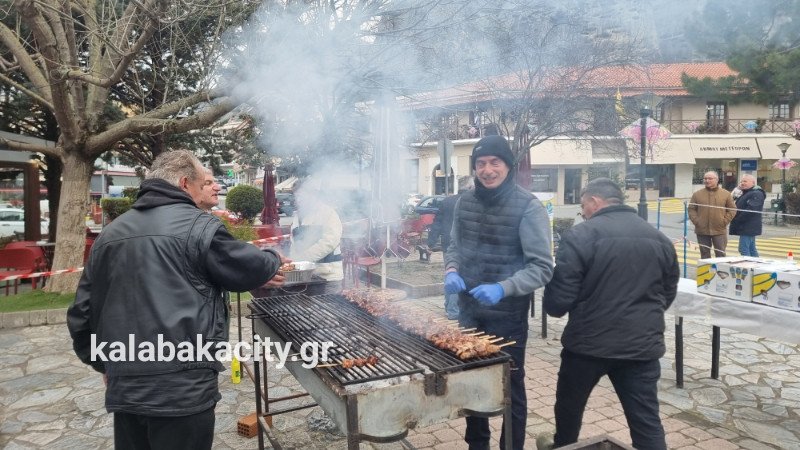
[670,278,800,345]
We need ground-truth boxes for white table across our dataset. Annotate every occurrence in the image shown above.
[670,278,800,387]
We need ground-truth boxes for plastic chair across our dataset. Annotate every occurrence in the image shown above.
[0,248,47,295]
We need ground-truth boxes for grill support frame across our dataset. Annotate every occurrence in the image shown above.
[251,312,513,450]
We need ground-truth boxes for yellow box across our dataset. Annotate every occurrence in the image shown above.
[697,257,770,301]
[751,265,800,311]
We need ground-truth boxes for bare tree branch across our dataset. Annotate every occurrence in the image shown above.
[0,137,59,158]
[86,95,235,153]
[0,20,52,104]
[0,72,54,110]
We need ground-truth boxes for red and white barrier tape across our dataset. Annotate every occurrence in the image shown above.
[248,234,291,246]
[0,235,291,282]
[0,267,83,282]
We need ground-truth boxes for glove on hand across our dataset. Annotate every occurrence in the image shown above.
[444,272,466,294]
[469,283,505,306]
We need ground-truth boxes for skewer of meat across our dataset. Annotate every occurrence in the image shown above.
[317,355,380,369]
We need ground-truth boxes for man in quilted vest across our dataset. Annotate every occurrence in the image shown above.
[444,135,554,450]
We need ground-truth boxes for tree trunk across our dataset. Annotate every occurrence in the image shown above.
[46,153,93,293]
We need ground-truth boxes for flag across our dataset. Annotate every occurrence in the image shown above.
[615,88,625,118]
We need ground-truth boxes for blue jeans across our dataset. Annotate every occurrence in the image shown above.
[553,350,666,450]
[738,235,759,257]
[444,292,460,319]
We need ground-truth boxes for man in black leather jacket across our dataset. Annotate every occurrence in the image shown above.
[540,178,678,450]
[67,150,285,450]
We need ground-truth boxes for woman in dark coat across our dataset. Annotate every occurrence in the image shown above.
[729,174,766,257]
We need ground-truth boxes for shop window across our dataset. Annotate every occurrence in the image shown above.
[530,168,557,192]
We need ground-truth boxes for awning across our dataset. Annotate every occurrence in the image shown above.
[629,135,696,164]
[274,176,298,191]
[530,139,592,165]
[689,136,760,159]
[755,135,797,159]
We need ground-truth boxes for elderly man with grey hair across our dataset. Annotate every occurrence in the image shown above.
[539,178,679,450]
[730,173,766,256]
[688,171,736,259]
[68,149,286,450]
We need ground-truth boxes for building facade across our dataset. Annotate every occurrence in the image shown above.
[406,63,799,205]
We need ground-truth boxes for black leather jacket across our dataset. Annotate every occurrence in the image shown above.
[68,179,281,377]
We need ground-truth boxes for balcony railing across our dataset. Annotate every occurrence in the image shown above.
[661,118,799,135]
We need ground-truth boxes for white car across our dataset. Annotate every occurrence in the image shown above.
[0,208,49,238]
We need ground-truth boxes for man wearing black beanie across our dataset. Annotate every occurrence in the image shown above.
[444,135,554,450]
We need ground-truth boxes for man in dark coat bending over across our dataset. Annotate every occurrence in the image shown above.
[68,150,286,450]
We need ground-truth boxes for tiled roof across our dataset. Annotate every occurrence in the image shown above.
[402,62,738,109]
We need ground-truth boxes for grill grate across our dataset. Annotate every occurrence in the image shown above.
[249,293,510,387]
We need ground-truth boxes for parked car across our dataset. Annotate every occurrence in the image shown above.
[0,208,49,238]
[415,195,446,215]
[276,193,295,216]
[215,178,229,195]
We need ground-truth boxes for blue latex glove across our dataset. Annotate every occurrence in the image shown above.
[469,283,505,306]
[444,272,466,294]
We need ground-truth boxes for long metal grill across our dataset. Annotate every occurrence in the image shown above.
[249,293,510,386]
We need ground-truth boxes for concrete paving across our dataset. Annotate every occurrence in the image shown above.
[1,291,799,450]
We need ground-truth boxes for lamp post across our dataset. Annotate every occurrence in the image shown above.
[778,142,792,212]
[637,108,651,221]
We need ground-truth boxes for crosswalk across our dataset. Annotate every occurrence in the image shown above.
[675,236,800,266]
[626,199,687,215]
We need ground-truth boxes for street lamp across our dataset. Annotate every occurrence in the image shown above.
[637,108,651,221]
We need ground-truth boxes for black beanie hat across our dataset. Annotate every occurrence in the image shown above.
[471,135,514,169]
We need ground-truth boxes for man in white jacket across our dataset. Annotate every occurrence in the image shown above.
[290,181,344,292]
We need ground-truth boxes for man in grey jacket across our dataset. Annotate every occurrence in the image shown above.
[445,135,554,450]
[68,150,286,450]
[540,178,679,450]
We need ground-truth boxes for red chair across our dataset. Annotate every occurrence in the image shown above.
[0,248,47,295]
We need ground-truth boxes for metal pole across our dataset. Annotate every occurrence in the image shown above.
[781,148,787,213]
[638,109,650,221]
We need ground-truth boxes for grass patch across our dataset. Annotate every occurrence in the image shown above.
[0,290,75,313]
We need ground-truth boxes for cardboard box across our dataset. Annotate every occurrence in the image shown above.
[697,257,767,301]
[751,264,800,311]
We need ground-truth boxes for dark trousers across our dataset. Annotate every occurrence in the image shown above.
[553,350,666,450]
[459,299,529,450]
[114,407,215,450]
[696,234,727,259]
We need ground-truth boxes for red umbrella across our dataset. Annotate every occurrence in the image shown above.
[260,164,279,226]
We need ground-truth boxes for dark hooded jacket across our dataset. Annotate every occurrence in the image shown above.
[729,186,766,236]
[543,205,679,360]
[67,179,281,416]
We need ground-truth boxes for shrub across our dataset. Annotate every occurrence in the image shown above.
[101,198,132,221]
[122,187,139,201]
[553,217,575,237]
[221,216,258,242]
[226,185,264,223]
[784,192,800,225]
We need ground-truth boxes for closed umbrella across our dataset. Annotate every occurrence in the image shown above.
[260,163,280,226]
